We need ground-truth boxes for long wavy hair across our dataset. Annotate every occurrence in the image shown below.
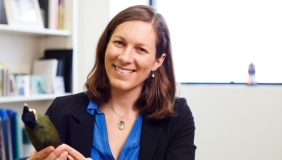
[85,5,176,120]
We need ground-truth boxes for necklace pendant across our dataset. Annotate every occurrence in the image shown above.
[118,120,125,130]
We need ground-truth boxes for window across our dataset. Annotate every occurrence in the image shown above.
[154,0,282,83]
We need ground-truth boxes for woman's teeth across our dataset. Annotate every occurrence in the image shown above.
[115,66,133,73]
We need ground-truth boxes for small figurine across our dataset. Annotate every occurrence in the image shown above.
[247,63,256,85]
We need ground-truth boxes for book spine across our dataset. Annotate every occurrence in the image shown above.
[49,0,59,29]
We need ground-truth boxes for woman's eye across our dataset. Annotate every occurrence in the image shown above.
[136,47,147,53]
[114,41,124,46]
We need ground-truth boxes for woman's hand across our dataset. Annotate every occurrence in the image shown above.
[27,144,91,160]
[58,144,92,160]
[27,146,64,160]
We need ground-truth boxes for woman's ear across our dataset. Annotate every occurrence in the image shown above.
[152,53,166,71]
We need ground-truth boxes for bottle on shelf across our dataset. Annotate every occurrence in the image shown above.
[247,63,256,85]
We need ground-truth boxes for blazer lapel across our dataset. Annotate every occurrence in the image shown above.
[140,115,163,160]
[69,94,94,157]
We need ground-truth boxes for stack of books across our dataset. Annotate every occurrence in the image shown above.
[0,109,24,159]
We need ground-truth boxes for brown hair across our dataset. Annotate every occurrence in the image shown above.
[85,5,176,120]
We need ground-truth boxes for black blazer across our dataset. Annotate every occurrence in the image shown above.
[45,92,196,160]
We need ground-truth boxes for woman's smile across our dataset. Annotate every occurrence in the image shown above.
[114,65,135,75]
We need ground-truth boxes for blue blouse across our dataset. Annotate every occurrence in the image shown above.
[87,100,143,160]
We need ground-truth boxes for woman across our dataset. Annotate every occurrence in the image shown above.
[28,5,196,160]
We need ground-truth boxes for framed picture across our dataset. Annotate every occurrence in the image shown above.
[15,74,30,96]
[31,75,46,95]
[4,0,43,28]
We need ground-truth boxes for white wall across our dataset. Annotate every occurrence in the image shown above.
[178,84,282,160]
[76,0,110,92]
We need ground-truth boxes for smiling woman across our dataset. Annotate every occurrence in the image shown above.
[26,5,196,160]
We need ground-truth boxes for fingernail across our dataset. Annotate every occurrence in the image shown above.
[49,146,55,151]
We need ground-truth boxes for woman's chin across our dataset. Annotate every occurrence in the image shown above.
[111,83,142,92]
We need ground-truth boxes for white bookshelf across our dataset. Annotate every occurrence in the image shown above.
[0,0,77,108]
[0,24,70,36]
[0,93,71,103]
[0,1,78,158]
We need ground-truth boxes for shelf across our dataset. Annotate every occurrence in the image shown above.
[0,93,71,103]
[0,24,70,36]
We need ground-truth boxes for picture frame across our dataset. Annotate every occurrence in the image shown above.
[15,74,30,96]
[4,0,43,28]
[52,76,65,94]
[31,75,46,95]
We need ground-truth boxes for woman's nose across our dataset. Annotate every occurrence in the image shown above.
[118,47,133,64]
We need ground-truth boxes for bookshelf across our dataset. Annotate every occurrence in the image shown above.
[0,0,77,158]
[0,24,70,36]
[0,93,71,103]
[0,0,77,107]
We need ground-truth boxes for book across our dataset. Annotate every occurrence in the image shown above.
[0,110,9,160]
[0,109,23,159]
[32,59,58,93]
[0,67,2,96]
[0,62,5,96]
[6,110,21,159]
[48,0,59,29]
[9,74,17,96]
[0,0,7,24]
[0,62,11,96]
[58,0,65,30]
[56,59,65,77]
[38,0,49,28]
[43,49,73,93]
[6,111,13,160]
[4,68,10,96]
[0,117,4,160]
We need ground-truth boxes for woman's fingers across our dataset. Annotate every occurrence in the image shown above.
[28,150,37,159]
[45,145,68,160]
[61,144,85,159]
[55,151,68,160]
[67,155,92,160]
[60,144,92,160]
[67,155,74,160]
[28,146,55,160]
[29,144,92,160]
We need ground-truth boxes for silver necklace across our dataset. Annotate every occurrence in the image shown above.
[107,103,130,130]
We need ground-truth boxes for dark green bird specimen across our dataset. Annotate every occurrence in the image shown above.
[21,103,61,151]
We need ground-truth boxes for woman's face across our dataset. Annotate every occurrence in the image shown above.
[105,20,165,93]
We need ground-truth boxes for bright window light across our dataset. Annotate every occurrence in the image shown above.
[155,0,282,83]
